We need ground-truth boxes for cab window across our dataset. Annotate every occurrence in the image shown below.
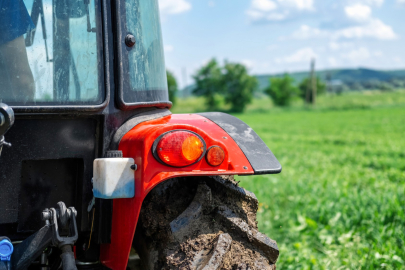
[0,0,102,106]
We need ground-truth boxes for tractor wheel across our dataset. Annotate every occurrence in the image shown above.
[133,175,279,270]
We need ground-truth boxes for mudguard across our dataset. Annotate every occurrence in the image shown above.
[198,112,281,174]
[100,111,281,270]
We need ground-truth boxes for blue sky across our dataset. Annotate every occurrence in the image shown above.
[158,0,405,87]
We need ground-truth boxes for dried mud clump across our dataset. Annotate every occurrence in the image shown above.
[134,176,278,270]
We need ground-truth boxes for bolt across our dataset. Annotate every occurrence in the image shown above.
[243,166,248,170]
[223,137,227,139]
[42,210,51,221]
[125,34,136,47]
[66,207,77,218]
[130,164,137,170]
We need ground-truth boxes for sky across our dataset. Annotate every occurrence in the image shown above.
[158,0,405,88]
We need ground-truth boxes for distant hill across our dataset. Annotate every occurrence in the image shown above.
[255,68,405,91]
[179,68,405,97]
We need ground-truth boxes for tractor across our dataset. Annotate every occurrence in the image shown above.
[0,0,282,269]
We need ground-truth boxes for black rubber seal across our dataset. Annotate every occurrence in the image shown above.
[110,108,171,150]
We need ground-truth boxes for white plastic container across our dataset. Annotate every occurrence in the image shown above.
[92,158,135,199]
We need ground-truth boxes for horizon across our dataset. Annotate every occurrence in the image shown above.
[254,66,405,77]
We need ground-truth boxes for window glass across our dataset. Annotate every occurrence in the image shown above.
[124,0,168,102]
[0,0,102,106]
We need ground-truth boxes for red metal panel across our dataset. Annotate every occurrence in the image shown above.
[100,114,253,270]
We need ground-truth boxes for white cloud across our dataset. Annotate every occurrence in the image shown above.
[279,0,314,10]
[159,0,191,15]
[276,47,318,63]
[266,12,289,20]
[246,10,288,21]
[345,4,372,22]
[252,0,277,11]
[289,18,397,41]
[333,19,397,40]
[245,10,264,20]
[247,0,313,22]
[397,0,405,4]
[338,4,394,42]
[290,25,329,39]
[208,1,215,7]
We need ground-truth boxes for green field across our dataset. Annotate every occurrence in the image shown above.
[173,90,405,269]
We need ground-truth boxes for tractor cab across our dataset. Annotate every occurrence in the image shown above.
[0,0,168,109]
[0,1,282,269]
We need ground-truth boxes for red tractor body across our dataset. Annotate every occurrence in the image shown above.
[101,113,258,269]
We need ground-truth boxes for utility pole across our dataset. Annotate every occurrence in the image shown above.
[307,58,317,105]
[305,73,311,104]
[326,72,332,94]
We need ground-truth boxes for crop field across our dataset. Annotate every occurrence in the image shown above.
[173,90,405,269]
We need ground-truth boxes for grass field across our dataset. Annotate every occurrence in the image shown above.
[173,90,405,269]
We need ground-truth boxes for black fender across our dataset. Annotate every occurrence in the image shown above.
[198,112,282,175]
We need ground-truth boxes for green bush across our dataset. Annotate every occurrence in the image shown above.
[192,59,223,110]
[166,70,178,105]
[264,74,298,106]
[221,62,258,112]
[192,59,257,112]
[379,82,394,92]
[298,77,326,103]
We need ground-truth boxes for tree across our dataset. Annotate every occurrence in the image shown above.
[166,70,178,105]
[264,74,298,106]
[192,59,223,110]
[379,81,393,92]
[298,77,326,104]
[221,62,257,112]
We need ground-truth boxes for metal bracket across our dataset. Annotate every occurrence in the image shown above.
[11,202,78,270]
[0,136,11,157]
[42,202,78,270]
[0,103,14,157]
[42,203,78,248]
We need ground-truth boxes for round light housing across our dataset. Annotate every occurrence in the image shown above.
[154,131,206,167]
[206,146,225,166]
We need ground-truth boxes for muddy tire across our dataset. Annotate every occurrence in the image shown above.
[133,176,279,270]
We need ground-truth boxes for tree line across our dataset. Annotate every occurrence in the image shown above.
[167,58,328,112]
